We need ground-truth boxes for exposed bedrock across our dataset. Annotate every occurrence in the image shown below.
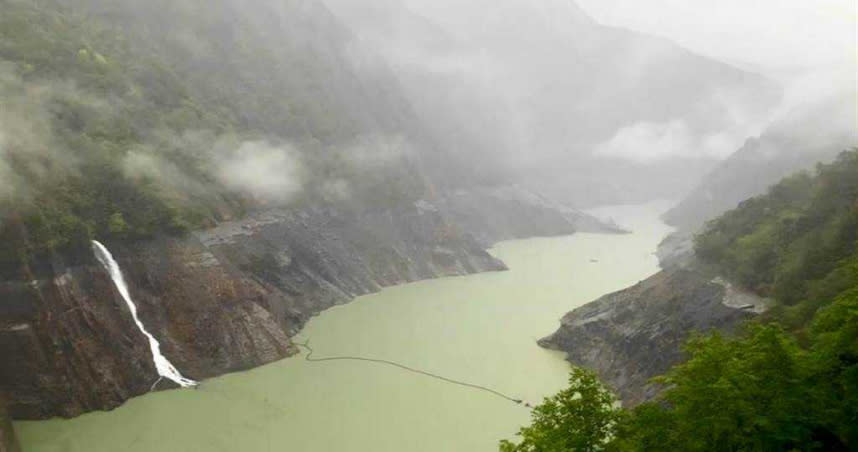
[0,394,19,452]
[2,191,615,420]
[539,265,767,406]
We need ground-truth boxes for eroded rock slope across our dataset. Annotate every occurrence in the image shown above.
[539,265,765,405]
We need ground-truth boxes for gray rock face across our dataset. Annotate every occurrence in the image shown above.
[0,202,509,419]
[0,395,19,452]
[655,231,695,269]
[539,265,762,406]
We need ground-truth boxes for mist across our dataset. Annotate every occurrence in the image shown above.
[323,0,794,203]
[330,0,856,206]
[576,0,855,73]
[1,0,854,230]
[0,63,80,204]
[576,0,856,130]
[214,141,305,203]
[3,1,858,450]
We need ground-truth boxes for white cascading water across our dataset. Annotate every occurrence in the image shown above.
[92,240,198,388]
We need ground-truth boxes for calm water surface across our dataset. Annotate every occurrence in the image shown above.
[17,202,672,452]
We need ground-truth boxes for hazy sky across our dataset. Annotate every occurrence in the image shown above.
[357,0,854,164]
[575,0,856,74]
[401,0,855,77]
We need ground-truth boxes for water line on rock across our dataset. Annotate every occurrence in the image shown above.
[92,240,197,389]
[295,340,532,408]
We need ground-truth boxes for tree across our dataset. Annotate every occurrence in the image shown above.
[610,402,679,452]
[107,212,128,235]
[500,368,621,452]
[505,151,858,452]
[656,325,819,451]
[809,289,858,447]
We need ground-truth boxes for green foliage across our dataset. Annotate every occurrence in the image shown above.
[610,403,680,452]
[808,289,858,446]
[106,212,127,235]
[627,326,822,451]
[610,318,855,451]
[500,368,622,452]
[508,313,857,451]
[695,150,858,325]
[0,0,427,276]
[0,0,234,272]
[505,152,858,451]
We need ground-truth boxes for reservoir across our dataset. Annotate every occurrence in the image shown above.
[17,202,672,452]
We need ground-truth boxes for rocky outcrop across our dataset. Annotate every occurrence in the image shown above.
[0,395,19,452]
[0,202,510,420]
[440,185,626,246]
[0,235,295,419]
[655,232,695,269]
[2,192,607,420]
[539,265,766,406]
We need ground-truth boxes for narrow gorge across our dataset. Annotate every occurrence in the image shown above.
[1,0,853,449]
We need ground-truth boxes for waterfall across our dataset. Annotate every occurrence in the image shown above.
[92,240,198,389]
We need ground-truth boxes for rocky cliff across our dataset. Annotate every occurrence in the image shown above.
[655,231,695,269]
[539,265,767,406]
[0,201,503,419]
[1,194,617,420]
[0,395,19,452]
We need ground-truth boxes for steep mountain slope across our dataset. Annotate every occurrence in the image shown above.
[0,0,619,420]
[323,0,782,200]
[542,150,858,407]
[0,202,508,419]
[0,0,435,274]
[0,396,17,452]
[663,93,858,232]
[0,0,788,423]
[657,92,856,270]
[694,151,858,325]
[539,266,760,405]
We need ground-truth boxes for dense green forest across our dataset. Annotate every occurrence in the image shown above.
[0,0,425,277]
[502,150,858,451]
[696,150,858,331]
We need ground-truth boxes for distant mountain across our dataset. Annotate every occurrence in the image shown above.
[663,92,858,232]
[542,149,858,418]
[324,0,782,198]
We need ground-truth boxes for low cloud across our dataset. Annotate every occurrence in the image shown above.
[0,131,18,200]
[766,67,856,137]
[593,120,746,162]
[340,135,414,170]
[319,178,351,202]
[122,147,208,198]
[214,141,304,202]
[0,63,79,201]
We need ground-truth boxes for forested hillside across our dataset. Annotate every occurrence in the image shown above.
[695,150,858,330]
[0,0,427,277]
[505,150,858,451]
[0,0,788,278]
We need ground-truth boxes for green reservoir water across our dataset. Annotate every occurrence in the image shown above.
[17,203,672,452]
